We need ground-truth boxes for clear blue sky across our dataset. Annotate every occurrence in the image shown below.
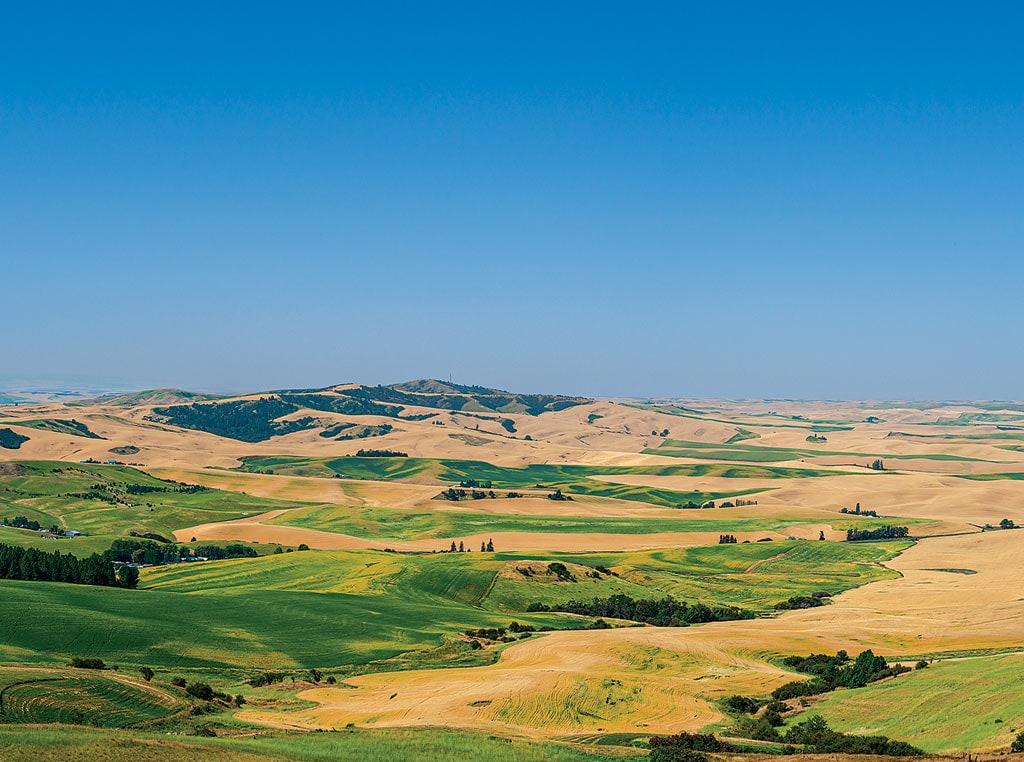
[3,3,1022,399]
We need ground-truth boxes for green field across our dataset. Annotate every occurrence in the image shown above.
[0,668,185,727]
[0,725,643,762]
[0,541,910,674]
[801,653,1024,753]
[0,461,303,548]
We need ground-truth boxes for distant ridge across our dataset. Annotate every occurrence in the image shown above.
[144,379,592,442]
[87,388,226,407]
[388,379,513,396]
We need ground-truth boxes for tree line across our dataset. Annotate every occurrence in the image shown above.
[846,526,909,541]
[105,538,257,566]
[527,593,755,626]
[0,543,138,589]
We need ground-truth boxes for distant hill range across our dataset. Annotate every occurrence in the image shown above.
[87,388,227,407]
[140,380,592,443]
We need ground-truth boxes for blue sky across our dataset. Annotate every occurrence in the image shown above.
[2,3,1022,399]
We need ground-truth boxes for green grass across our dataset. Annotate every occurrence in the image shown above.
[0,725,643,762]
[801,652,1024,753]
[0,551,549,671]
[0,668,184,727]
[0,461,306,550]
[0,541,912,672]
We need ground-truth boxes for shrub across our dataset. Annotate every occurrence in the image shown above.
[1012,731,1024,753]
[69,657,105,670]
[722,694,761,714]
[186,682,215,701]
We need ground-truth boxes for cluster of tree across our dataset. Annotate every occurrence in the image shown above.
[649,731,732,761]
[459,479,493,488]
[123,481,208,495]
[105,538,187,565]
[104,538,256,566]
[651,429,670,436]
[676,500,720,509]
[193,544,258,560]
[840,503,878,517]
[69,657,106,669]
[547,488,573,501]
[355,448,408,457]
[724,694,922,753]
[718,534,737,544]
[781,715,923,755]
[527,593,755,626]
[0,427,29,449]
[987,518,1018,530]
[772,649,910,699]
[773,593,830,610]
[153,397,320,442]
[869,458,885,470]
[0,543,138,588]
[465,623,535,642]
[546,562,575,581]
[447,541,473,552]
[4,515,42,531]
[247,671,286,687]
[479,539,495,552]
[846,526,909,541]
[805,434,828,443]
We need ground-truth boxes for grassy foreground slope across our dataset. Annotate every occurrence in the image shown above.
[0,725,640,762]
[805,652,1024,753]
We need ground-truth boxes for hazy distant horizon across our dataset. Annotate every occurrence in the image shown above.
[4,5,1022,400]
[1,374,1021,407]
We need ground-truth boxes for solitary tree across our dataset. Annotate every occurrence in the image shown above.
[450,541,457,552]
[139,666,154,682]
[458,541,465,552]
[486,538,494,552]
